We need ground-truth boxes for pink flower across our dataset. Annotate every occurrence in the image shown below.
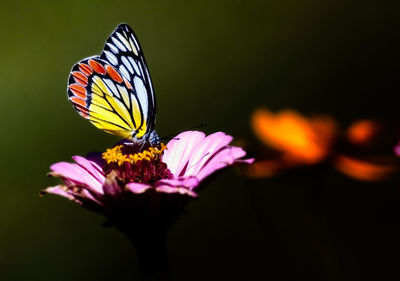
[41,131,253,216]
[394,142,400,157]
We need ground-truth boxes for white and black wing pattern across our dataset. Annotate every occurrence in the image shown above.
[100,23,157,139]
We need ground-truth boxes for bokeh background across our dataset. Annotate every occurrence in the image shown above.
[1,0,400,280]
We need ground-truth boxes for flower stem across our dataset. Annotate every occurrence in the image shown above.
[125,228,169,281]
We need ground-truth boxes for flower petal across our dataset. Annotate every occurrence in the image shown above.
[50,161,103,194]
[41,183,104,207]
[155,185,198,197]
[72,156,105,184]
[125,182,152,194]
[156,176,199,189]
[162,131,206,175]
[182,132,233,177]
[40,185,81,203]
[155,176,199,197]
[102,171,123,196]
[196,146,254,180]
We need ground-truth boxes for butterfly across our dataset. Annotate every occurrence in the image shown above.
[67,23,159,144]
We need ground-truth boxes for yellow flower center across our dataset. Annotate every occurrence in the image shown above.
[102,143,167,166]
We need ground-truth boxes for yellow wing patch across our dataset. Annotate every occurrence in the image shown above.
[87,76,137,138]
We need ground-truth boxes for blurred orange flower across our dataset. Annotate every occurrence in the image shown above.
[251,108,337,165]
[246,108,397,182]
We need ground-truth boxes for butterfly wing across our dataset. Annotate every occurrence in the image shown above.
[68,57,147,139]
[67,23,156,140]
[100,23,156,138]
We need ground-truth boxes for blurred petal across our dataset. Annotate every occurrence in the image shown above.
[347,119,378,144]
[393,142,400,157]
[242,160,282,178]
[334,155,396,181]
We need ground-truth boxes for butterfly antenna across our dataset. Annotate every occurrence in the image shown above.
[158,122,207,142]
[186,122,207,131]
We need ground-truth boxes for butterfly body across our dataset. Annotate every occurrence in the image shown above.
[67,24,158,145]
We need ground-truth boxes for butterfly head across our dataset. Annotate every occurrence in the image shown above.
[130,130,160,147]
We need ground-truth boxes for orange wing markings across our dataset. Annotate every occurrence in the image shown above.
[69,83,87,99]
[106,65,123,83]
[77,107,89,118]
[72,71,88,86]
[70,96,87,108]
[79,63,93,76]
[124,78,133,90]
[68,57,141,134]
[70,97,89,117]
[89,59,106,74]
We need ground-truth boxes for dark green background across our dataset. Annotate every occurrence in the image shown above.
[1,1,399,280]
